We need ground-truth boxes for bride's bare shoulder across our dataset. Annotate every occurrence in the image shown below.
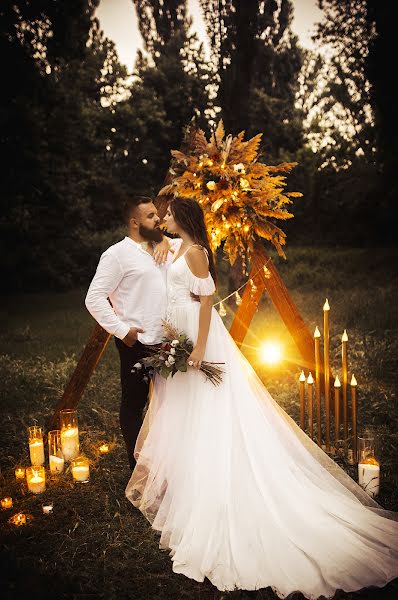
[185,245,209,278]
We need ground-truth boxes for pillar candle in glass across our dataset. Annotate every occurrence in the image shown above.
[28,426,45,466]
[26,466,46,494]
[323,299,330,449]
[342,330,348,440]
[48,430,65,474]
[307,372,314,439]
[71,456,90,484]
[334,375,341,441]
[299,370,306,430]
[314,326,322,444]
[358,435,380,498]
[60,409,79,461]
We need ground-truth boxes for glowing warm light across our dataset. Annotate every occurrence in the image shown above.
[342,329,348,342]
[99,444,109,454]
[351,374,357,386]
[299,370,306,382]
[323,298,330,311]
[9,512,28,526]
[334,375,341,387]
[260,342,282,365]
[314,326,321,338]
[307,372,314,385]
[15,467,25,480]
[1,497,13,509]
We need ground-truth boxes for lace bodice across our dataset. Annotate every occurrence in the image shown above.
[167,239,216,309]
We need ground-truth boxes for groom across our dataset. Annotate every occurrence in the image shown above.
[85,196,173,470]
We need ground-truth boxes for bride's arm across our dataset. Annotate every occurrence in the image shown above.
[185,247,213,369]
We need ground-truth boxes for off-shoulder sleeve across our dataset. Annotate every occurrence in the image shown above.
[186,269,216,296]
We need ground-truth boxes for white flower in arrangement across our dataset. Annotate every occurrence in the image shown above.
[171,339,179,347]
[170,347,176,354]
[133,362,142,369]
[233,163,245,174]
[206,180,216,191]
[168,356,176,365]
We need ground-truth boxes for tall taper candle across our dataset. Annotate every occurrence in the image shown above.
[299,370,306,430]
[314,327,321,444]
[342,330,348,441]
[334,375,341,441]
[307,373,314,439]
[323,299,330,449]
[351,374,358,459]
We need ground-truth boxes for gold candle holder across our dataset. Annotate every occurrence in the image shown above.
[28,425,45,466]
[299,370,306,430]
[351,374,358,459]
[314,326,322,444]
[48,430,65,474]
[342,330,348,441]
[307,373,314,439]
[60,409,79,462]
[26,466,46,494]
[334,375,341,441]
[323,299,330,450]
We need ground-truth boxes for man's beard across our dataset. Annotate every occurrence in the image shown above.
[139,223,163,243]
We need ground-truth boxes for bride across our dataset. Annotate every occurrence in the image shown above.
[125,197,398,599]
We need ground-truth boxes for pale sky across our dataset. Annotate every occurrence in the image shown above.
[96,0,323,74]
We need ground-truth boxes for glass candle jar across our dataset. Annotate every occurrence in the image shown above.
[71,456,90,484]
[48,430,65,474]
[26,466,46,494]
[60,409,80,462]
[28,425,45,466]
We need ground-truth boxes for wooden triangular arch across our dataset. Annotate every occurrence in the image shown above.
[48,126,314,429]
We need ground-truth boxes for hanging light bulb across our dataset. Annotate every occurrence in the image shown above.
[234,291,242,306]
[250,279,258,293]
[263,265,271,279]
[218,301,227,317]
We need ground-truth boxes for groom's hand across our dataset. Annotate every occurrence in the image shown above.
[123,327,144,347]
[153,237,169,265]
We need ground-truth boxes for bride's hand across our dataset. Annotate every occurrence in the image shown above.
[153,237,170,264]
[187,347,204,369]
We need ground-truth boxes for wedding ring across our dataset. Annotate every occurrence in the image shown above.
[188,360,193,366]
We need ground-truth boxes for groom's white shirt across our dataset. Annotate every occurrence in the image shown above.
[85,236,176,345]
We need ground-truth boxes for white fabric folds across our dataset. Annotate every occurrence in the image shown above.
[126,254,398,599]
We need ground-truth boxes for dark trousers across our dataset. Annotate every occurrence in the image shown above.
[114,338,151,470]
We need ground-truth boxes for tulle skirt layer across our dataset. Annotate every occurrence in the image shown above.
[125,303,398,599]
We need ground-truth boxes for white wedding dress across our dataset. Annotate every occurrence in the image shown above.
[126,240,398,599]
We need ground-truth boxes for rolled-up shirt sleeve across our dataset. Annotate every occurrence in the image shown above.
[85,250,130,340]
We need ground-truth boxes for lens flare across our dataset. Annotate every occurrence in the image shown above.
[260,342,282,365]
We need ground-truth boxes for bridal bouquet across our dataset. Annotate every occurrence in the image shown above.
[131,321,224,386]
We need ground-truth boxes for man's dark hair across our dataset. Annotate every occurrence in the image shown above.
[123,195,153,224]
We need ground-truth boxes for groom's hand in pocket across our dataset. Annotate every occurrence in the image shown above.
[123,327,144,347]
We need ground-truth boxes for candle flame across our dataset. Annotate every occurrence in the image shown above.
[351,374,357,386]
[307,372,314,384]
[323,298,330,311]
[342,329,348,342]
[99,444,109,454]
[334,375,341,387]
[314,326,321,338]
[299,370,306,382]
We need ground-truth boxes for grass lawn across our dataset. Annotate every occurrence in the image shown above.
[1,246,398,600]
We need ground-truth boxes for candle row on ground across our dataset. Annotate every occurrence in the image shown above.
[23,458,91,494]
[299,369,358,454]
[27,410,80,470]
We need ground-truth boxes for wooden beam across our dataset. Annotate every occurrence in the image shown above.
[48,323,110,429]
[229,241,315,370]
